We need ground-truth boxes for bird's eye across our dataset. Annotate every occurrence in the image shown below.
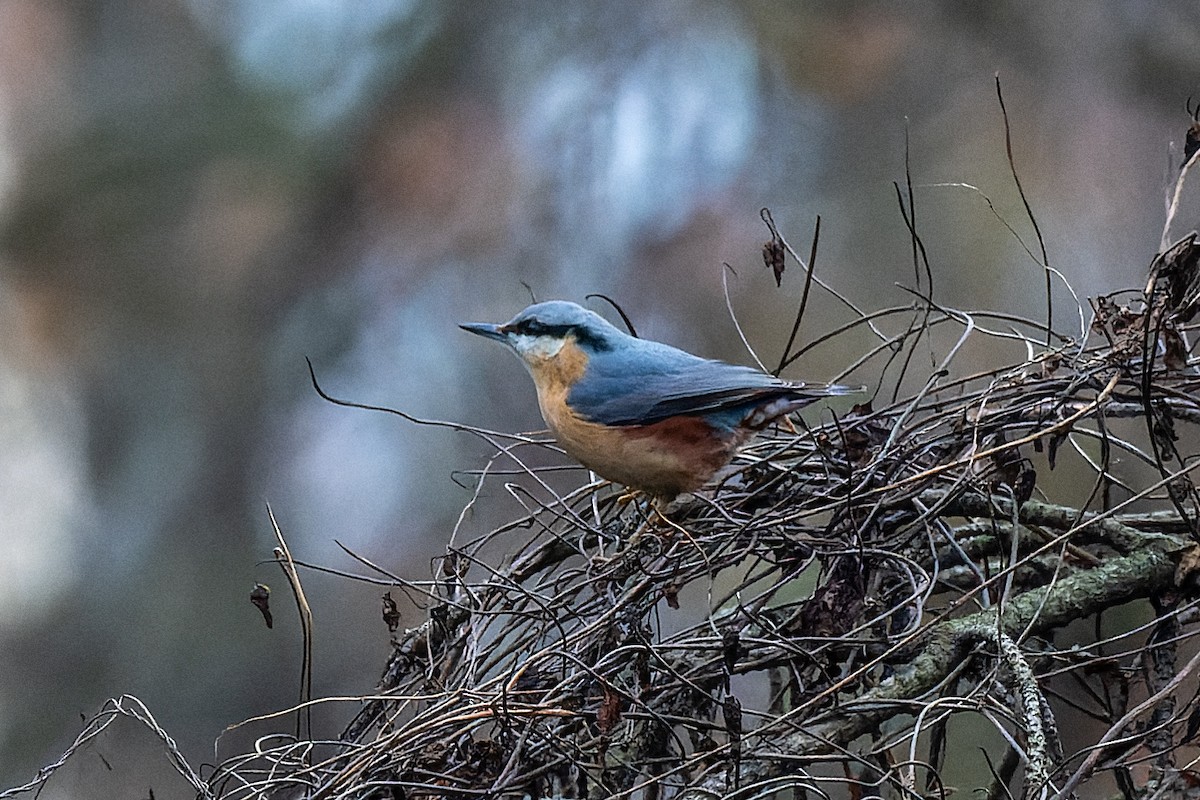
[517,319,545,336]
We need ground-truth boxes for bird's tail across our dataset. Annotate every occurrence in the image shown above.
[791,382,864,399]
[745,384,861,429]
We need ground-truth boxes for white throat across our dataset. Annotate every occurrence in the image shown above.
[511,333,568,362]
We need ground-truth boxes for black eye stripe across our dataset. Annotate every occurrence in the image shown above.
[508,319,609,349]
[515,320,571,337]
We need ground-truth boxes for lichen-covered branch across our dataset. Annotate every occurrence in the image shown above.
[680,538,1180,798]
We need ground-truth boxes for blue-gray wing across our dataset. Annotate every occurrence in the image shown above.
[568,340,839,427]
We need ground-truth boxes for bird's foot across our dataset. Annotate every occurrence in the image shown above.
[614,490,643,508]
[601,490,700,552]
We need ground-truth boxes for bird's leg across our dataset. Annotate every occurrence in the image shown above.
[613,490,679,549]
[623,499,659,549]
[626,494,700,548]
[653,502,706,552]
[585,489,655,559]
[596,494,713,573]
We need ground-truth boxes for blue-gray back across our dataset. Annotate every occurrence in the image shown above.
[568,335,801,429]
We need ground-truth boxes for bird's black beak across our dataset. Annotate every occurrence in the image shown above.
[459,322,508,342]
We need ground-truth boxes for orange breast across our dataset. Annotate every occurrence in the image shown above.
[550,408,737,497]
[524,340,741,496]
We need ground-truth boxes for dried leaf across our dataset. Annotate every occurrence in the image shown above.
[1162,324,1188,371]
[832,402,885,467]
[1046,432,1069,470]
[382,591,401,634]
[1152,401,1179,451]
[250,583,272,629]
[635,650,651,692]
[1186,114,1200,168]
[763,237,786,286]
[1151,233,1200,321]
[989,431,1036,499]
[722,695,742,741]
[722,630,742,674]
[1012,467,1037,504]
[598,684,622,735]
[1174,545,1200,588]
[1185,706,1200,745]
[796,557,865,638]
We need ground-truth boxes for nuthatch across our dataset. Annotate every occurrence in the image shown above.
[462,301,855,499]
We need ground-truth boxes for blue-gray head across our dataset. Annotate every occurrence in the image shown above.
[459,301,626,368]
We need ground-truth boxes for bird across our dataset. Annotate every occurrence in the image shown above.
[461,300,856,500]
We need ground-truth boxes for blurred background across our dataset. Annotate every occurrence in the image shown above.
[0,1,1198,796]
